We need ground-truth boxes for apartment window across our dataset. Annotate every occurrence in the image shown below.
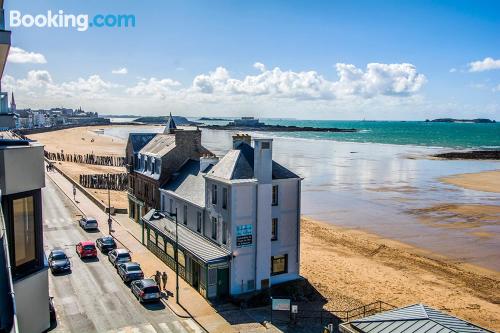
[211,184,218,205]
[151,158,155,173]
[166,242,175,259]
[271,254,288,276]
[169,199,173,214]
[211,217,217,240]
[183,205,188,225]
[161,196,165,211]
[272,185,279,206]
[222,221,227,244]
[222,187,228,209]
[271,218,278,241]
[196,212,202,233]
[13,196,36,267]
[155,158,161,174]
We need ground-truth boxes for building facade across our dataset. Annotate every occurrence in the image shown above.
[126,115,212,223]
[142,134,302,300]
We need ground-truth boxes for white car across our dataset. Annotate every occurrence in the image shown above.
[108,249,131,268]
[79,217,98,231]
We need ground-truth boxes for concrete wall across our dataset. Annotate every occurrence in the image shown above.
[0,144,45,195]
[13,266,50,333]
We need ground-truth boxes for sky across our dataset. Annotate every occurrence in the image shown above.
[2,0,500,120]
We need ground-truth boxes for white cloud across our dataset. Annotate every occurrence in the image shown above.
[112,67,128,75]
[449,68,457,73]
[126,77,181,99]
[8,47,47,64]
[468,57,500,72]
[493,84,500,92]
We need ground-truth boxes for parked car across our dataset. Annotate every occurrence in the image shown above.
[117,262,144,283]
[108,249,131,267]
[130,279,161,303]
[75,241,97,259]
[79,217,98,231]
[96,236,117,253]
[48,249,71,273]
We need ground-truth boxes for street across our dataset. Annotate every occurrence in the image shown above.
[43,175,203,333]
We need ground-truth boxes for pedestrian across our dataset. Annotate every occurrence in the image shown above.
[161,271,168,291]
[155,271,161,287]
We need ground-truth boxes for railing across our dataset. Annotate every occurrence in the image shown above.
[0,192,19,333]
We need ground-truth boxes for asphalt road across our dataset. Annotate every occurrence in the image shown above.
[43,176,203,333]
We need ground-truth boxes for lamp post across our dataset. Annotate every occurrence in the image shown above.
[167,208,180,305]
[107,174,112,235]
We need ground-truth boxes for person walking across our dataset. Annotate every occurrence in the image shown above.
[155,271,161,287]
[161,271,168,291]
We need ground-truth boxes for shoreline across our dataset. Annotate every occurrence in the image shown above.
[300,217,500,331]
[440,170,500,193]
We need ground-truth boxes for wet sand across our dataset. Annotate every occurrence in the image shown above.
[441,170,500,193]
[301,218,500,331]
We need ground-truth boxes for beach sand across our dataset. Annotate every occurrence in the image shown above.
[301,218,500,331]
[440,170,500,193]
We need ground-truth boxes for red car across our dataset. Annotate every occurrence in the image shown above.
[76,241,97,259]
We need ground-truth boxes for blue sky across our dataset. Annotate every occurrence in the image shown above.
[3,0,500,120]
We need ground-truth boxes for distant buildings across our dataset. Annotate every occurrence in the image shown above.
[127,114,302,300]
[229,116,264,127]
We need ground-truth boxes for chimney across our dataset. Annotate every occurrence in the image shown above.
[200,154,219,172]
[253,138,273,184]
[232,133,251,149]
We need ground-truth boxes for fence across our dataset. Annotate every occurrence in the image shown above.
[45,150,126,167]
[79,173,128,191]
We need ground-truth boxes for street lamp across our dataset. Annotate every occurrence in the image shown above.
[107,174,112,235]
[166,208,180,305]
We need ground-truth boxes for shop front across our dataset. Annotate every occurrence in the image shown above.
[142,212,231,300]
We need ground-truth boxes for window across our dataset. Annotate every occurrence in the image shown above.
[157,235,165,252]
[166,242,175,259]
[222,187,228,209]
[211,217,217,240]
[161,196,166,211]
[261,141,270,149]
[211,184,218,205]
[148,230,156,245]
[271,218,278,241]
[183,205,188,225]
[155,158,161,174]
[13,196,36,267]
[272,185,279,206]
[196,212,202,233]
[178,250,185,267]
[222,221,227,244]
[169,199,173,214]
[271,254,288,276]
[151,158,155,173]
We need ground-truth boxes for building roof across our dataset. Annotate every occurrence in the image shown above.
[139,134,176,157]
[128,133,157,153]
[207,142,299,180]
[163,112,177,134]
[143,210,231,264]
[345,304,493,333]
[161,159,211,207]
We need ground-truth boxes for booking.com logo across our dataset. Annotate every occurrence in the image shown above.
[10,10,136,31]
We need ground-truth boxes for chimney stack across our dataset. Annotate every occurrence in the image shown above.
[253,138,273,184]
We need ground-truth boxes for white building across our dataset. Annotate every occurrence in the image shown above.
[142,134,302,299]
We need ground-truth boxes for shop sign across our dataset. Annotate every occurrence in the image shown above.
[236,224,253,248]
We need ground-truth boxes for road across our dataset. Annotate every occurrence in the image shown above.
[43,175,203,333]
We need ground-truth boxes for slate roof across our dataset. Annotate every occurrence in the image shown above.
[344,304,493,333]
[128,133,157,153]
[207,142,299,180]
[161,159,211,207]
[163,112,177,134]
[139,134,176,157]
[143,210,231,264]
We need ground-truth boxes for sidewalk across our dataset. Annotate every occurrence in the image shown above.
[45,168,236,333]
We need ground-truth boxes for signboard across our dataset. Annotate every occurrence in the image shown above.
[291,305,298,314]
[236,224,253,248]
[272,298,291,311]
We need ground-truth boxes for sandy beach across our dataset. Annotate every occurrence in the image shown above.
[441,170,500,193]
[301,218,500,331]
[28,125,500,330]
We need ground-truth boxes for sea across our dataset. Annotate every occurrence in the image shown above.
[104,118,500,271]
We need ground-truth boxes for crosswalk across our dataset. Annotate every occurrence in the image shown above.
[108,319,204,333]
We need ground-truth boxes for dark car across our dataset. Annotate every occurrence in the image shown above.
[48,249,71,273]
[117,262,144,283]
[76,241,97,259]
[79,217,98,231]
[108,249,131,268]
[96,236,117,253]
[131,279,161,303]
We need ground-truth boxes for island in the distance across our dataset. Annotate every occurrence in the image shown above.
[425,118,496,123]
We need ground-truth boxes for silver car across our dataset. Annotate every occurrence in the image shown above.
[108,249,131,268]
[79,217,98,231]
